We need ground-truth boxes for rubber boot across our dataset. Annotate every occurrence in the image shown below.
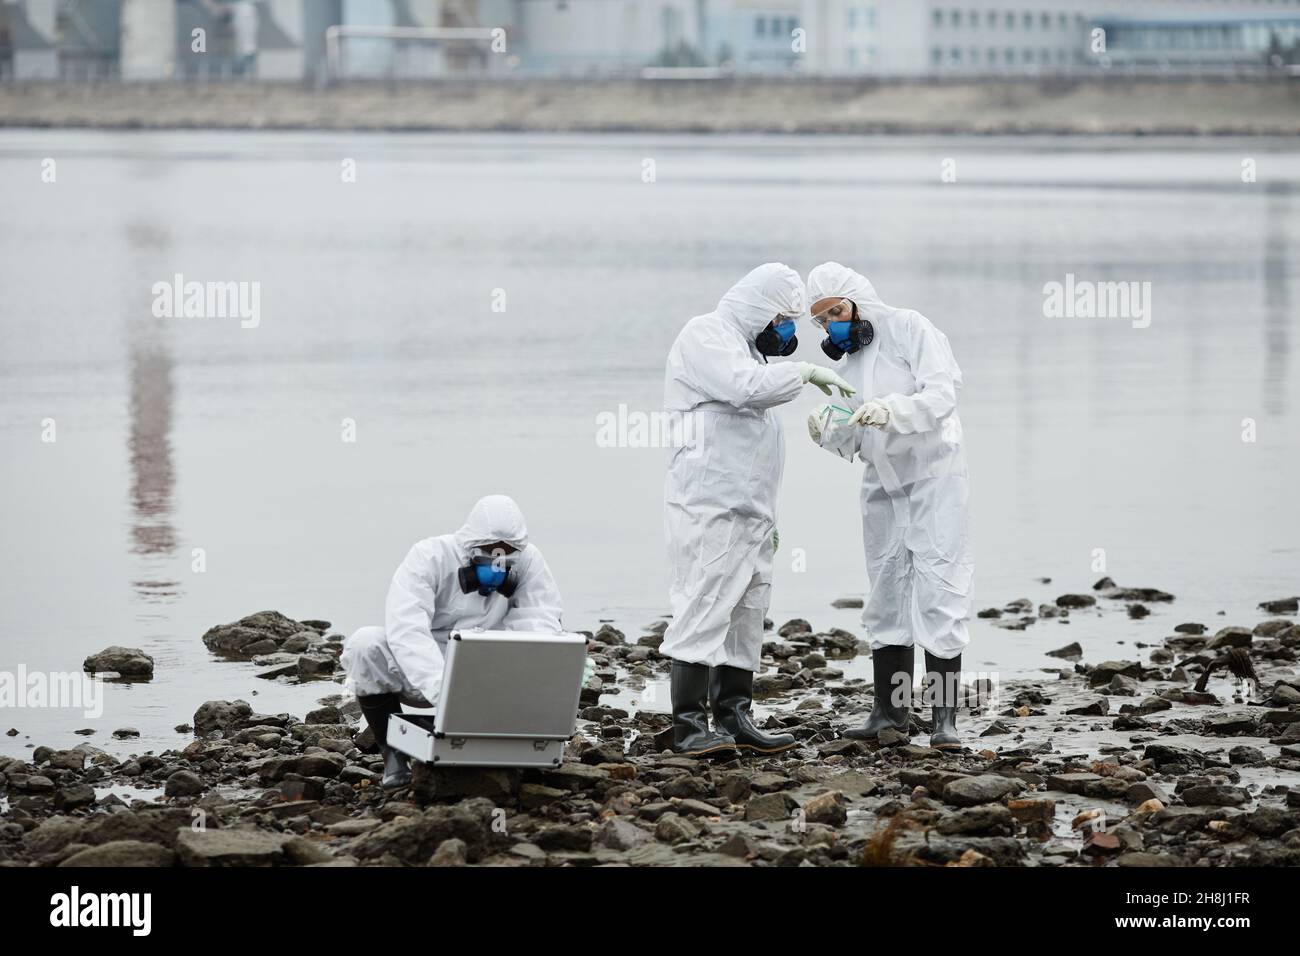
[358,692,412,789]
[843,644,913,740]
[670,661,738,758]
[710,665,797,755]
[923,651,963,750]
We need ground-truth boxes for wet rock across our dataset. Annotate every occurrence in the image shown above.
[1127,604,1150,619]
[348,801,497,864]
[1174,622,1206,634]
[176,828,296,867]
[193,699,253,737]
[594,623,625,645]
[1181,785,1249,808]
[937,804,1016,836]
[534,825,594,853]
[1066,698,1109,717]
[654,813,699,844]
[1206,713,1257,736]
[429,838,468,867]
[412,764,521,802]
[1046,642,1083,660]
[83,646,155,678]
[164,769,204,797]
[977,608,1003,619]
[53,784,96,811]
[1099,586,1174,603]
[58,840,178,868]
[297,654,337,677]
[802,790,848,827]
[1108,674,1139,696]
[1206,627,1253,650]
[1259,597,1299,614]
[832,597,864,609]
[599,818,651,851]
[778,619,812,638]
[1047,772,1102,795]
[745,791,797,822]
[943,775,1024,806]
[201,610,310,657]
[112,728,140,739]
[1229,745,1266,766]
[1093,577,1116,590]
[1087,662,1141,687]
[1056,594,1096,609]
[1126,782,1169,805]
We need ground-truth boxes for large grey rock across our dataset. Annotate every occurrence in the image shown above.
[193,699,252,737]
[83,646,154,678]
[943,775,1024,807]
[201,610,308,657]
[58,841,176,868]
[176,828,294,867]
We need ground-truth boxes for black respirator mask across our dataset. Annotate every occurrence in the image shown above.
[817,300,874,361]
[755,316,799,358]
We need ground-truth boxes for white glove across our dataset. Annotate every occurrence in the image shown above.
[807,402,852,444]
[582,656,596,686]
[796,362,856,399]
[848,400,890,429]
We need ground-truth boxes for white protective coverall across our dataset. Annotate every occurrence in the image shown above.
[806,262,972,660]
[661,263,807,672]
[341,495,564,706]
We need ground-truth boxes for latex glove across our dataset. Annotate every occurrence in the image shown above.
[796,362,856,399]
[582,655,596,686]
[849,400,890,429]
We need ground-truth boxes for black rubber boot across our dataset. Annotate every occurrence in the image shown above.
[670,661,738,758]
[923,652,963,750]
[358,692,412,789]
[844,644,914,740]
[710,665,797,754]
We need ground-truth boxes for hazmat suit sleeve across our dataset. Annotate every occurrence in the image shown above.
[677,324,804,411]
[383,542,446,706]
[877,313,962,435]
[501,545,564,634]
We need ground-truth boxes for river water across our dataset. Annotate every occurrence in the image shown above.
[1,130,1297,759]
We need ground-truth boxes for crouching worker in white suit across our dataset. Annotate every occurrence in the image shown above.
[341,495,564,789]
[805,263,973,750]
[662,263,856,758]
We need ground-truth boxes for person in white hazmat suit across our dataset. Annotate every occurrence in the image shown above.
[662,263,856,757]
[341,495,566,787]
[804,262,972,750]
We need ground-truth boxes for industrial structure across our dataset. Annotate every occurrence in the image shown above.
[2,0,1298,80]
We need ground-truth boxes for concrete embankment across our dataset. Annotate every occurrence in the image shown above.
[1,78,1298,135]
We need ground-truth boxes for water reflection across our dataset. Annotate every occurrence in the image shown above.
[125,220,180,607]
[1263,183,1291,417]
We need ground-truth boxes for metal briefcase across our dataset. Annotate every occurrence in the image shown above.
[387,628,587,768]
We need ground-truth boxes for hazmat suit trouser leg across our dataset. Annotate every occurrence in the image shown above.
[340,625,410,697]
[861,484,971,660]
[662,530,773,673]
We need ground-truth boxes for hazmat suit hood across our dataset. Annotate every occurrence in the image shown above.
[453,495,529,554]
[717,263,806,340]
[806,261,895,328]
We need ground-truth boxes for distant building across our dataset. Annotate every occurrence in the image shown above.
[1,0,1297,80]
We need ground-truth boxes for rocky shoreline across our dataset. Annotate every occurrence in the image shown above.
[3,79,1300,136]
[3,585,1299,868]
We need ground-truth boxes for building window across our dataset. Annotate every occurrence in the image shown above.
[1041,13,1050,30]
[1058,13,1068,30]
[755,17,765,37]
[1005,12,1014,30]
[952,10,962,28]
[951,47,962,63]
[933,10,943,28]
[848,8,857,30]
[1023,13,1033,30]
[1005,48,1015,63]
[932,46,944,64]
[970,10,979,29]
